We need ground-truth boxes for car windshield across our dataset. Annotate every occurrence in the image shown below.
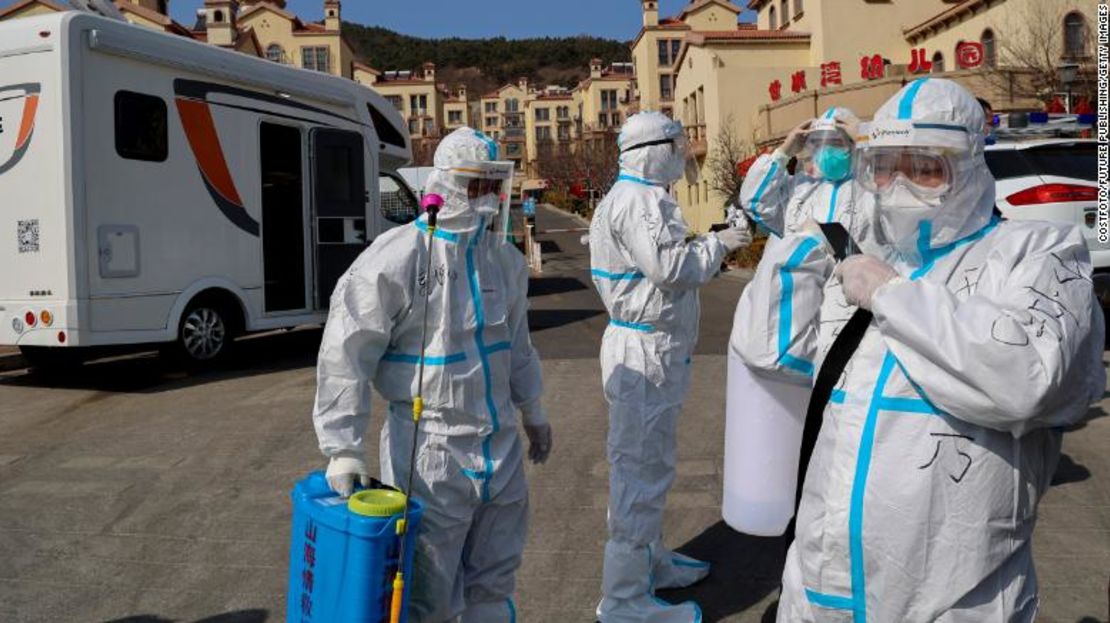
[986,143,1097,181]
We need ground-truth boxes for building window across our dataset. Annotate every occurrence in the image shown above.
[557,106,570,119]
[448,110,463,124]
[794,0,803,16]
[980,29,996,68]
[506,98,519,112]
[598,112,608,127]
[611,112,622,126]
[535,126,551,142]
[485,101,498,113]
[213,9,224,22]
[601,89,618,110]
[659,75,673,101]
[408,119,418,135]
[486,116,498,128]
[409,94,428,115]
[266,44,285,63]
[780,0,789,26]
[424,119,434,136]
[769,6,776,30]
[931,51,944,73]
[1064,12,1087,58]
[386,95,403,111]
[657,39,681,67]
[558,125,571,141]
[535,108,550,121]
[301,46,330,73]
[115,90,167,162]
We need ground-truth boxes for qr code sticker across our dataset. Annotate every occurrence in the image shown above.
[18,219,39,253]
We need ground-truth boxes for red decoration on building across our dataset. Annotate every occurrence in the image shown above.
[955,41,984,69]
[859,54,885,80]
[791,70,807,93]
[769,79,782,101]
[820,61,843,87]
[909,48,933,74]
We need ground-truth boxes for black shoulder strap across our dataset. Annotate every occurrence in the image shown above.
[789,308,873,541]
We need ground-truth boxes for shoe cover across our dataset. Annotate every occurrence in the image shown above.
[652,547,710,590]
[597,594,703,623]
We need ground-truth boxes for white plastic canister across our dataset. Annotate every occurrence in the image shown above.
[722,350,812,536]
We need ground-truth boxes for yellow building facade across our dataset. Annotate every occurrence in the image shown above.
[236,0,356,78]
[480,80,534,173]
[654,0,1100,233]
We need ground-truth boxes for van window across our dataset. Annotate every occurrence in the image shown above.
[379,173,419,224]
[115,91,167,162]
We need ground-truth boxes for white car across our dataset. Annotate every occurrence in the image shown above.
[985,139,1107,306]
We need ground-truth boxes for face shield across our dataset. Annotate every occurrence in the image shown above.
[799,125,854,181]
[672,132,699,185]
[447,160,515,243]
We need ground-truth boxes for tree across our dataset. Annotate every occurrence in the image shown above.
[536,133,619,217]
[983,1,1096,107]
[705,114,753,218]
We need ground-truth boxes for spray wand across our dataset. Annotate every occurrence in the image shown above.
[389,193,444,623]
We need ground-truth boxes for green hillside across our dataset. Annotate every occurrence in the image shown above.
[343,23,632,92]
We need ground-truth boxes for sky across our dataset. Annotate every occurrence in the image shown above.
[0,0,754,40]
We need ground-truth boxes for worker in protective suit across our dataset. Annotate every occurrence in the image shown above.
[737,107,865,238]
[731,78,1105,622]
[313,127,551,622]
[591,111,752,622]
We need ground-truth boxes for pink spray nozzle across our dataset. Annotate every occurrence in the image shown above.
[421,194,444,213]
[421,193,444,228]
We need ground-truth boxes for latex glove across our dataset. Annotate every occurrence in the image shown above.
[524,423,553,464]
[777,119,812,158]
[325,453,371,498]
[835,254,904,310]
[715,226,753,252]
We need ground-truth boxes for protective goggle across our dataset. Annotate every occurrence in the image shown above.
[855,147,954,199]
[445,160,515,244]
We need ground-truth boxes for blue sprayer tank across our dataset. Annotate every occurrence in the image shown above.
[287,471,423,623]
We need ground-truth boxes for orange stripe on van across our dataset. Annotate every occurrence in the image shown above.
[174,97,244,206]
[16,94,38,150]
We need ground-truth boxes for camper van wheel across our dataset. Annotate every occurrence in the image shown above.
[172,299,237,366]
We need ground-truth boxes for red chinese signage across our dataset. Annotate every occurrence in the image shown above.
[791,70,807,93]
[909,48,933,74]
[859,54,885,80]
[820,62,842,87]
[769,79,782,101]
[956,41,984,69]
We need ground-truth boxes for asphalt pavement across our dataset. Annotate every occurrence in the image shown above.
[0,204,1106,622]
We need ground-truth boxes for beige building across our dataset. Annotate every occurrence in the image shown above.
[0,0,217,44]
[480,79,534,173]
[656,0,1099,233]
[443,85,471,133]
[523,91,574,179]
[235,0,356,77]
[630,0,742,116]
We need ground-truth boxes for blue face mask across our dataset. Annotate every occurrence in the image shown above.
[814,146,853,181]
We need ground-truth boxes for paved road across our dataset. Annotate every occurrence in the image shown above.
[0,205,1106,622]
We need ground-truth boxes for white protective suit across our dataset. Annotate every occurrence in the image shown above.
[739,107,865,238]
[591,111,731,622]
[313,128,546,622]
[731,78,1105,622]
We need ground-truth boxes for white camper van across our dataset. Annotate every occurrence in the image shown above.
[0,12,422,368]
